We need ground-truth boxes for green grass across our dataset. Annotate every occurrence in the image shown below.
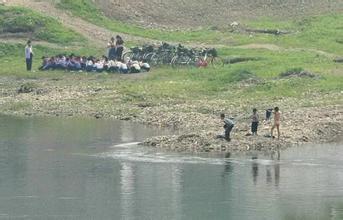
[0,2,342,109]
[56,0,343,55]
[243,14,343,54]
[1,40,341,104]
[0,42,103,77]
[0,5,83,44]
[56,0,230,43]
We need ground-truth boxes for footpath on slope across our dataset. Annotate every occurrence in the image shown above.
[5,0,340,59]
[6,0,156,47]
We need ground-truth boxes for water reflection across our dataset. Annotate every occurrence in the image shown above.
[273,150,280,187]
[120,162,135,220]
[250,150,281,187]
[170,164,183,220]
[252,156,259,185]
[0,116,343,220]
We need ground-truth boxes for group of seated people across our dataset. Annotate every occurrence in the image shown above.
[39,54,151,73]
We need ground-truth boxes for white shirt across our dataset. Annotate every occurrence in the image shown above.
[25,45,32,59]
[94,62,104,69]
[120,63,128,70]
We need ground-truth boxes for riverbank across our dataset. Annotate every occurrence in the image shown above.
[0,74,342,152]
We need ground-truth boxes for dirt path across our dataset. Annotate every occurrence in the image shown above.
[6,0,157,47]
[5,0,339,59]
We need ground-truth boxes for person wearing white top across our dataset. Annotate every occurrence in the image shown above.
[25,40,33,71]
[94,60,104,72]
[120,62,128,73]
[140,62,150,72]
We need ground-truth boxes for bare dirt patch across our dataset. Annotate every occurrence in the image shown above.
[6,0,156,46]
[96,0,343,29]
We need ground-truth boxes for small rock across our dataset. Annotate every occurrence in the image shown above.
[302,136,309,142]
[94,113,103,119]
[17,84,35,93]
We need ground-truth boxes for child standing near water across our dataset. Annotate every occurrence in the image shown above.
[271,107,281,139]
[251,108,259,136]
[217,113,235,141]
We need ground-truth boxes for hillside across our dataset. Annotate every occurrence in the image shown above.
[0,5,83,44]
[94,0,343,28]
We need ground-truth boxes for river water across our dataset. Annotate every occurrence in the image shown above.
[0,115,342,220]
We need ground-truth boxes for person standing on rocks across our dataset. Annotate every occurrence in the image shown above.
[265,108,273,121]
[251,108,259,136]
[271,107,281,139]
[25,40,33,71]
[217,113,235,141]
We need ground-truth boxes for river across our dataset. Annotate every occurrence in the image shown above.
[0,115,342,220]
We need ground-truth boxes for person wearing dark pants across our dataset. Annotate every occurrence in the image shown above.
[115,35,124,61]
[107,37,116,60]
[224,122,234,141]
[25,40,33,71]
[217,113,235,141]
[251,108,259,135]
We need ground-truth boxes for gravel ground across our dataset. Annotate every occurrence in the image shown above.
[0,76,342,153]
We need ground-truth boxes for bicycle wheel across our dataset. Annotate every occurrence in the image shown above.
[143,52,154,62]
[209,56,224,68]
[187,56,198,67]
[146,53,159,66]
[122,51,133,62]
[171,55,192,68]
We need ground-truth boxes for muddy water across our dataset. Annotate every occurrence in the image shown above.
[0,115,342,220]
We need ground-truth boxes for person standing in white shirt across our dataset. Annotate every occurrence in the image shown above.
[25,40,33,71]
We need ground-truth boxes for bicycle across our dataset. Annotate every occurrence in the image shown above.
[171,44,194,68]
[189,48,224,68]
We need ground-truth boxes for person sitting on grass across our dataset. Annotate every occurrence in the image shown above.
[140,61,151,72]
[217,113,235,142]
[80,56,87,69]
[85,57,95,72]
[41,56,57,71]
[119,61,128,73]
[107,59,117,73]
[74,56,82,71]
[39,56,49,70]
[130,60,141,73]
[55,55,67,70]
[94,59,104,73]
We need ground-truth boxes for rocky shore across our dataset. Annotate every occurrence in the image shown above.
[0,76,342,152]
[141,111,343,152]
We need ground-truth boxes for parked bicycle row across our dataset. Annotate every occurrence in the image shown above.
[121,43,224,68]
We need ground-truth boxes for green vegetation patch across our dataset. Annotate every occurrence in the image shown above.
[57,0,227,43]
[0,5,83,44]
[56,0,343,56]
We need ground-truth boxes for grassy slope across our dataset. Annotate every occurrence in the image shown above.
[0,5,83,44]
[57,0,343,54]
[0,4,342,113]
